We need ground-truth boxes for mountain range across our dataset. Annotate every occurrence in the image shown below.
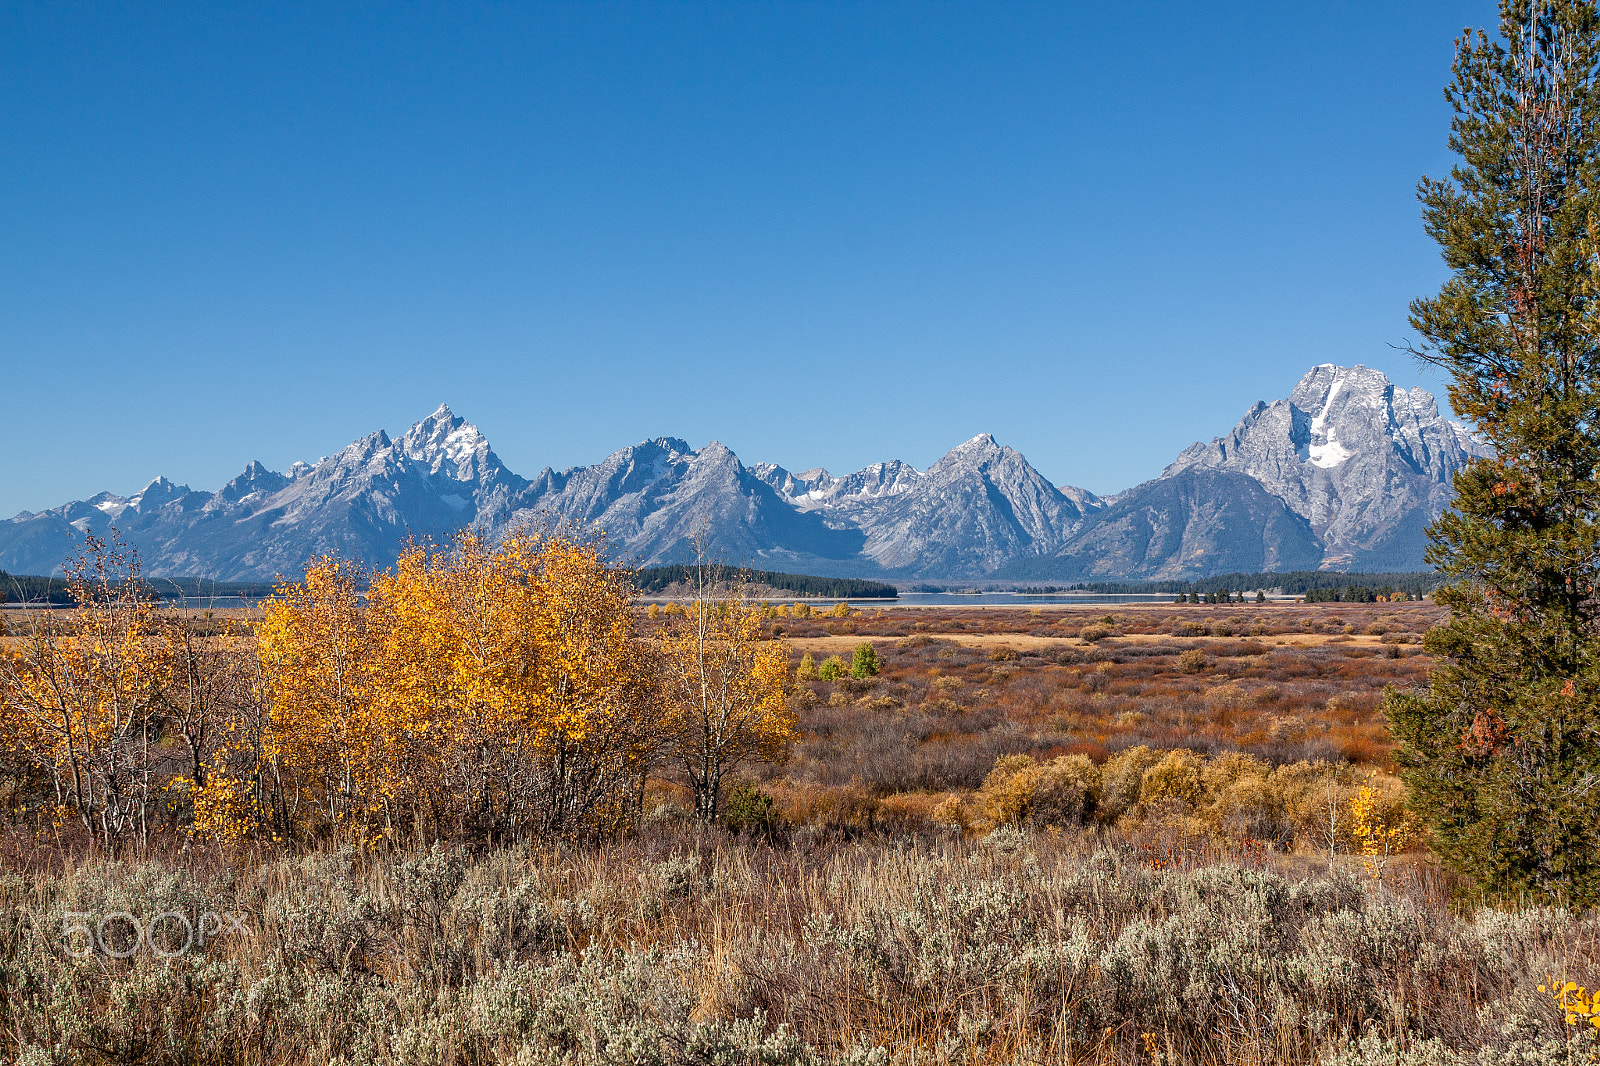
[0,364,1487,582]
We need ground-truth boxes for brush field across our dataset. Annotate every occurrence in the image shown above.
[8,601,1592,1066]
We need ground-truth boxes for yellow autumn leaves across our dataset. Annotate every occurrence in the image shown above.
[0,534,168,848]
[0,528,795,849]
[247,532,656,842]
[657,594,792,822]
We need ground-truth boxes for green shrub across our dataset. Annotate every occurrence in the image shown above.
[723,783,778,835]
[849,642,881,679]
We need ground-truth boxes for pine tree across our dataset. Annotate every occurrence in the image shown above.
[1384,0,1600,903]
[850,642,881,679]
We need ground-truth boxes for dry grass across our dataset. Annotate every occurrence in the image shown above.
[1,825,1593,1065]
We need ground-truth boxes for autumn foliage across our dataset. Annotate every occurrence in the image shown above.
[0,529,794,850]
[0,534,167,848]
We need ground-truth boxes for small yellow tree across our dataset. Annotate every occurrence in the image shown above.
[256,557,393,844]
[659,568,793,824]
[1349,774,1413,880]
[163,612,269,847]
[484,529,658,835]
[0,532,169,849]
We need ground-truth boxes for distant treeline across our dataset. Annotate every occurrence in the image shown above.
[1298,583,1430,603]
[1066,571,1445,597]
[633,565,897,599]
[0,572,279,606]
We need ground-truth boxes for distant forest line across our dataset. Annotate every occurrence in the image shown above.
[3,565,898,604]
[632,565,898,599]
[0,572,280,606]
[1052,571,1444,597]
[4,565,1440,606]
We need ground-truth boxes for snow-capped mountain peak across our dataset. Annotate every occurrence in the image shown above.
[398,404,499,482]
[1148,364,1481,571]
[127,476,190,511]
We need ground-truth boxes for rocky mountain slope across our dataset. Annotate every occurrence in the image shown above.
[1031,364,1489,580]
[754,434,1101,574]
[0,366,1485,581]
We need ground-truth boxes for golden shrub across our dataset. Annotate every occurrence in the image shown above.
[978,753,1100,828]
[1139,749,1204,807]
[930,793,971,830]
[1099,745,1161,820]
[1201,750,1270,794]
[1206,773,1289,844]
[1205,684,1250,711]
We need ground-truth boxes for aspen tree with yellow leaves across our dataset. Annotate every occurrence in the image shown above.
[0,533,169,849]
[657,551,794,824]
[256,557,394,843]
[250,528,659,845]
[160,605,271,847]
[364,529,658,839]
[495,529,658,834]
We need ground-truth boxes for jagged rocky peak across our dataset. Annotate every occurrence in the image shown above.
[1147,362,1482,571]
[128,476,190,510]
[943,432,1002,460]
[1168,364,1475,482]
[826,460,921,500]
[751,457,924,508]
[83,490,131,519]
[336,429,392,466]
[217,461,290,503]
[398,404,500,482]
[576,437,696,487]
[1058,484,1105,513]
[923,433,1041,485]
[677,441,746,487]
[1290,363,1398,469]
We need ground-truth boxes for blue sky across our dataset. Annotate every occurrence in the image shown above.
[1,1,1479,516]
